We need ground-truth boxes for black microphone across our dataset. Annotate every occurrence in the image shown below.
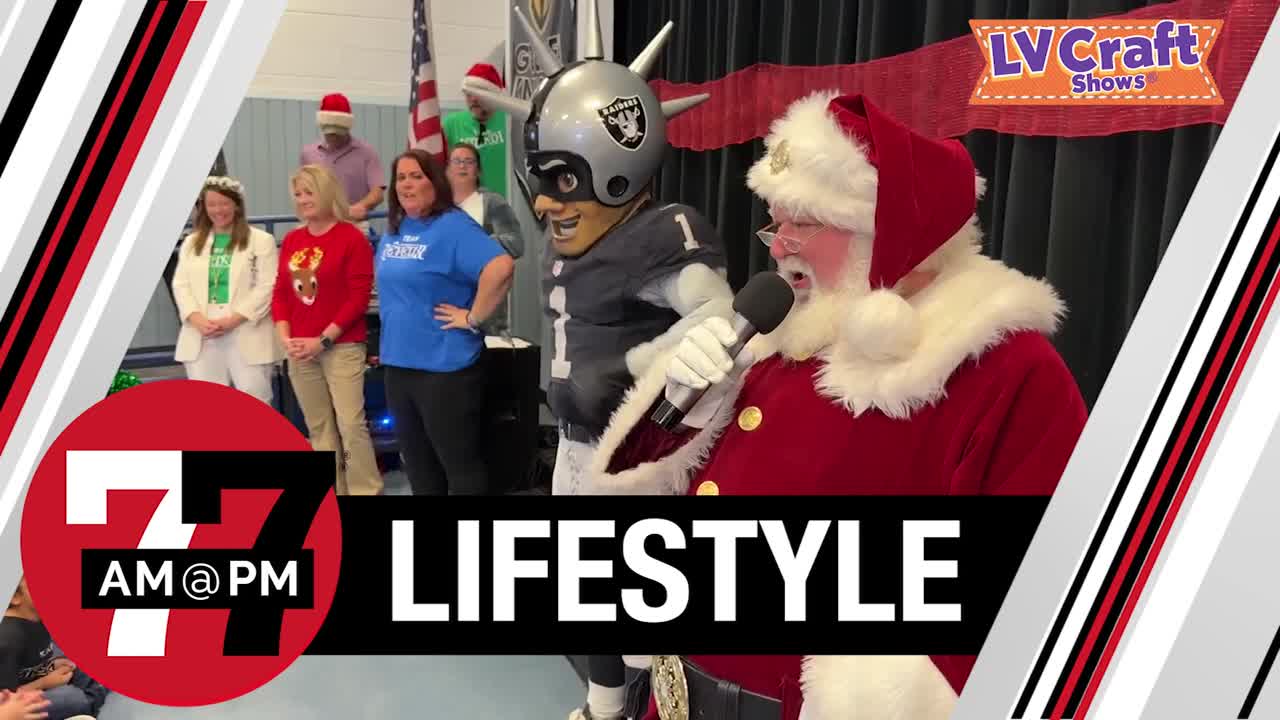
[650,271,795,430]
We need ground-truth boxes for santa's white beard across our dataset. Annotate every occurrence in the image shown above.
[767,256,869,360]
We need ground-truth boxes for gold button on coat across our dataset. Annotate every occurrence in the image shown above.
[738,406,763,431]
[696,481,719,496]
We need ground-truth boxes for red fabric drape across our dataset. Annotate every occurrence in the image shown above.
[654,0,1278,148]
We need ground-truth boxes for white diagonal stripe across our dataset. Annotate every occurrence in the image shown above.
[949,9,1280,720]
[0,2,126,285]
[0,0,140,540]
[1021,130,1280,716]
[1101,269,1280,719]
[0,0,253,544]
[0,0,32,68]
[1091,156,1280,718]
[0,0,285,630]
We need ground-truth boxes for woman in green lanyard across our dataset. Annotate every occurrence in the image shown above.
[172,176,284,404]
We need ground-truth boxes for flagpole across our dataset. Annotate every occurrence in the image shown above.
[408,0,446,165]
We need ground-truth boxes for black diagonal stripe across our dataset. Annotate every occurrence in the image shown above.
[1013,130,1280,719]
[0,0,83,176]
[0,0,174,407]
[1240,622,1280,718]
[1055,196,1280,718]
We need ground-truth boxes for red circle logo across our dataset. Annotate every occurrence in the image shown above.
[21,381,342,706]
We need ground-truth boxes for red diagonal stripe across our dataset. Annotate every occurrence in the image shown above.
[1074,215,1280,719]
[1051,211,1280,719]
[0,2,202,458]
[0,5,166,450]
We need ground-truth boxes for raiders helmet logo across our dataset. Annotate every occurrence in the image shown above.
[598,96,647,151]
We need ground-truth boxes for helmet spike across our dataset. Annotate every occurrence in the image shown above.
[661,93,710,120]
[583,0,605,59]
[514,6,564,76]
[461,79,532,120]
[628,21,674,79]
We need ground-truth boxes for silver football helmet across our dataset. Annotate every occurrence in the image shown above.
[462,0,708,208]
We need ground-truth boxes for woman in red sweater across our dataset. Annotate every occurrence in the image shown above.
[271,164,382,495]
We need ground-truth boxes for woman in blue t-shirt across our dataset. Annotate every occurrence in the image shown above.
[375,149,515,495]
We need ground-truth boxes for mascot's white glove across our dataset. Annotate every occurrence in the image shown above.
[665,316,755,430]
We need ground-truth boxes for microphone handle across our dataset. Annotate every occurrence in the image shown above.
[723,314,755,358]
[651,315,756,431]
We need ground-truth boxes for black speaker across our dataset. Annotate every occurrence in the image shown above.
[479,341,542,493]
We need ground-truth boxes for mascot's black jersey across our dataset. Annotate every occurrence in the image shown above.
[543,201,726,437]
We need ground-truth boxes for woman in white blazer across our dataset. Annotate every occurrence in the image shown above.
[172,176,284,404]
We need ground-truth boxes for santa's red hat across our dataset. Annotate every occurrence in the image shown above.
[462,63,504,94]
[747,91,985,359]
[317,93,354,130]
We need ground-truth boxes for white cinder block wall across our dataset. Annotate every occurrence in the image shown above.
[248,0,508,106]
[247,0,613,114]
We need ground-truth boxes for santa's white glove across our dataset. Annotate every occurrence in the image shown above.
[665,316,755,429]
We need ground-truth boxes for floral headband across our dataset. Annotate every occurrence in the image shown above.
[203,175,244,197]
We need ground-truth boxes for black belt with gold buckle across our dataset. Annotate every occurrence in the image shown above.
[632,656,782,720]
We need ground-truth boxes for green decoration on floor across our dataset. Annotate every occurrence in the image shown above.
[108,370,142,396]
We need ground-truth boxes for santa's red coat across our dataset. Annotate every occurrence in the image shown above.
[589,249,1089,720]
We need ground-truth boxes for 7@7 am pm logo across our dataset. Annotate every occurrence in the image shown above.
[969,19,1224,105]
[19,381,343,707]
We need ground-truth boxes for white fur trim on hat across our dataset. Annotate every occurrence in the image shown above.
[747,90,877,235]
[316,110,353,129]
[817,224,1066,419]
[462,76,501,94]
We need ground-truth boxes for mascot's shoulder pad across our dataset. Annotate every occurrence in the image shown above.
[635,201,712,227]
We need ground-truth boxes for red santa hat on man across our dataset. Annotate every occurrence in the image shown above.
[317,93,354,132]
[746,92,986,361]
[462,63,505,94]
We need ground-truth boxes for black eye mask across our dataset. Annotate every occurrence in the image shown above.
[526,152,599,204]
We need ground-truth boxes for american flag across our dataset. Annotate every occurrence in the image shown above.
[408,0,445,163]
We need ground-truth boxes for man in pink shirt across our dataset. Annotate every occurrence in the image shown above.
[299,93,386,231]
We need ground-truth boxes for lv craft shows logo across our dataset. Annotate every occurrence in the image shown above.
[969,19,1224,105]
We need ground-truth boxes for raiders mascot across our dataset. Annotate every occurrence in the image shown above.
[464,2,734,718]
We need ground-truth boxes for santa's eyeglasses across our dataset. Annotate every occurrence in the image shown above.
[756,221,825,253]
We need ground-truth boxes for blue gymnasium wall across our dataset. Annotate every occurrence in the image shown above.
[224,97,411,220]
[129,97,546,357]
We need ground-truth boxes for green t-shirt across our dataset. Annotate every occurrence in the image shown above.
[443,109,508,199]
[208,233,232,304]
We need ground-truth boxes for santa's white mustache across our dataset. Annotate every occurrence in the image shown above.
[776,257,813,284]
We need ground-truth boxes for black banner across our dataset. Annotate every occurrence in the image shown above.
[304,495,1048,655]
[82,549,315,610]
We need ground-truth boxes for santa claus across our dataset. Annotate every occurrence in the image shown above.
[587,92,1090,720]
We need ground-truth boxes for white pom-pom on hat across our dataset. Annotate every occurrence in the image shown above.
[842,289,921,362]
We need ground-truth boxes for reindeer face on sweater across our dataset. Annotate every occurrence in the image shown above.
[288,247,325,305]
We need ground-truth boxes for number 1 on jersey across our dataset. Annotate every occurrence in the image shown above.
[675,213,699,251]
[549,285,571,379]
